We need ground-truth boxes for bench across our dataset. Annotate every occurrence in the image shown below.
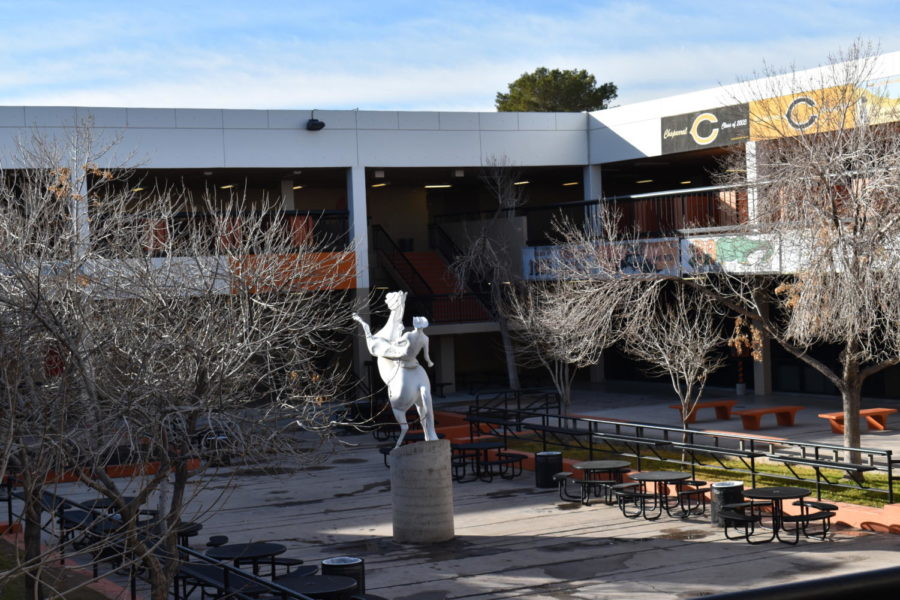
[669,400,737,424]
[733,406,804,430]
[817,408,898,434]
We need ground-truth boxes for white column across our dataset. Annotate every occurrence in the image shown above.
[745,141,758,223]
[280,179,296,210]
[71,166,90,260]
[346,166,369,290]
[583,164,602,201]
[347,166,370,382]
[583,164,603,234]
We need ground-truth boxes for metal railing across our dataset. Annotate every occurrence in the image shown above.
[432,185,749,243]
[1,485,317,600]
[96,209,350,256]
[469,407,896,504]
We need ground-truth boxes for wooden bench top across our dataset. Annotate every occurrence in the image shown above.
[733,406,804,430]
[817,408,897,433]
[817,408,897,418]
[733,405,805,416]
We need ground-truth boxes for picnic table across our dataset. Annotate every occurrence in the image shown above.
[206,542,286,576]
[627,471,692,520]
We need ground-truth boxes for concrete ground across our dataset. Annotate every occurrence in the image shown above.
[51,382,900,599]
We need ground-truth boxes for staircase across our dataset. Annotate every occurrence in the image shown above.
[402,252,490,322]
[371,225,490,323]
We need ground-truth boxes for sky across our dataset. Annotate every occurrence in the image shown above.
[1,0,898,112]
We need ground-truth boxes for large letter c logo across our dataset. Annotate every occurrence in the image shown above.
[785,96,817,130]
[690,113,719,145]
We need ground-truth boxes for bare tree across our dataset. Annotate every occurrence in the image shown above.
[0,126,354,599]
[623,282,726,427]
[505,277,626,406]
[703,40,900,450]
[449,155,526,390]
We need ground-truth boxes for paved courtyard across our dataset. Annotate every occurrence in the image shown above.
[51,382,900,599]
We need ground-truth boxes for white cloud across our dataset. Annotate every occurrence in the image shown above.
[1,1,898,110]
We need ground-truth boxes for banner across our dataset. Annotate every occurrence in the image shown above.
[661,104,749,153]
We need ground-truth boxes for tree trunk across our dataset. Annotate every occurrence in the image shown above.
[841,383,863,467]
[23,484,44,600]
[497,315,520,391]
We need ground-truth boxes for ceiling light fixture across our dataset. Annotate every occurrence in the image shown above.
[371,182,388,188]
[513,180,530,186]
[424,184,452,189]
[220,184,236,190]
[636,179,653,184]
[561,181,579,187]
[374,170,385,178]
[132,187,144,192]
[203,171,213,176]
[680,180,692,185]
[292,185,303,190]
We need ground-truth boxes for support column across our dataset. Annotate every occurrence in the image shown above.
[583,165,603,233]
[435,335,456,395]
[589,358,605,384]
[347,166,370,381]
[745,141,758,223]
[753,300,773,396]
[280,179,296,209]
[347,166,369,290]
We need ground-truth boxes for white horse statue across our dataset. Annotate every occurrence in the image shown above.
[352,291,438,448]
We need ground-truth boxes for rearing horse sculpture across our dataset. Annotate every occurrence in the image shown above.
[352,291,438,448]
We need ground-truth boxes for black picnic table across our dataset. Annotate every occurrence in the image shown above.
[206,541,286,576]
[629,471,693,520]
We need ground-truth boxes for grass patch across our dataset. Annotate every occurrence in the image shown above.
[508,438,897,508]
[0,539,111,600]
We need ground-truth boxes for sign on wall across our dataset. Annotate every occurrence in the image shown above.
[661,103,749,153]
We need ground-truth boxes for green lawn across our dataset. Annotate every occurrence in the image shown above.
[508,438,896,507]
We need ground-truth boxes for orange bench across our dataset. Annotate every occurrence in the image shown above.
[733,406,804,430]
[669,400,737,424]
[817,408,898,434]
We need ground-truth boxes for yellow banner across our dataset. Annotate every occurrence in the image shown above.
[749,85,858,140]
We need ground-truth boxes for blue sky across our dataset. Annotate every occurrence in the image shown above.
[1,0,898,111]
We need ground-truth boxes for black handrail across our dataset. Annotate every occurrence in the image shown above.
[371,225,432,296]
[698,566,900,599]
[1,487,317,600]
[469,406,896,504]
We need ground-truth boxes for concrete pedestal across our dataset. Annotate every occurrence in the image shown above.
[390,439,455,543]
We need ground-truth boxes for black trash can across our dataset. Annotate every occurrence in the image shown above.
[710,481,744,527]
[321,556,365,593]
[535,451,563,488]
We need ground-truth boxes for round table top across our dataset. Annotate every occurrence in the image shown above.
[573,460,630,471]
[206,541,287,561]
[630,471,692,482]
[273,574,358,597]
[743,486,810,500]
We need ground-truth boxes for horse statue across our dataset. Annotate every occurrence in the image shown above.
[352,291,438,448]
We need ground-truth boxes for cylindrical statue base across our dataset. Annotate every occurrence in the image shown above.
[390,438,455,543]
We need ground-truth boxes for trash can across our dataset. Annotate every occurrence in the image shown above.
[321,556,365,593]
[710,481,744,527]
[535,451,563,488]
